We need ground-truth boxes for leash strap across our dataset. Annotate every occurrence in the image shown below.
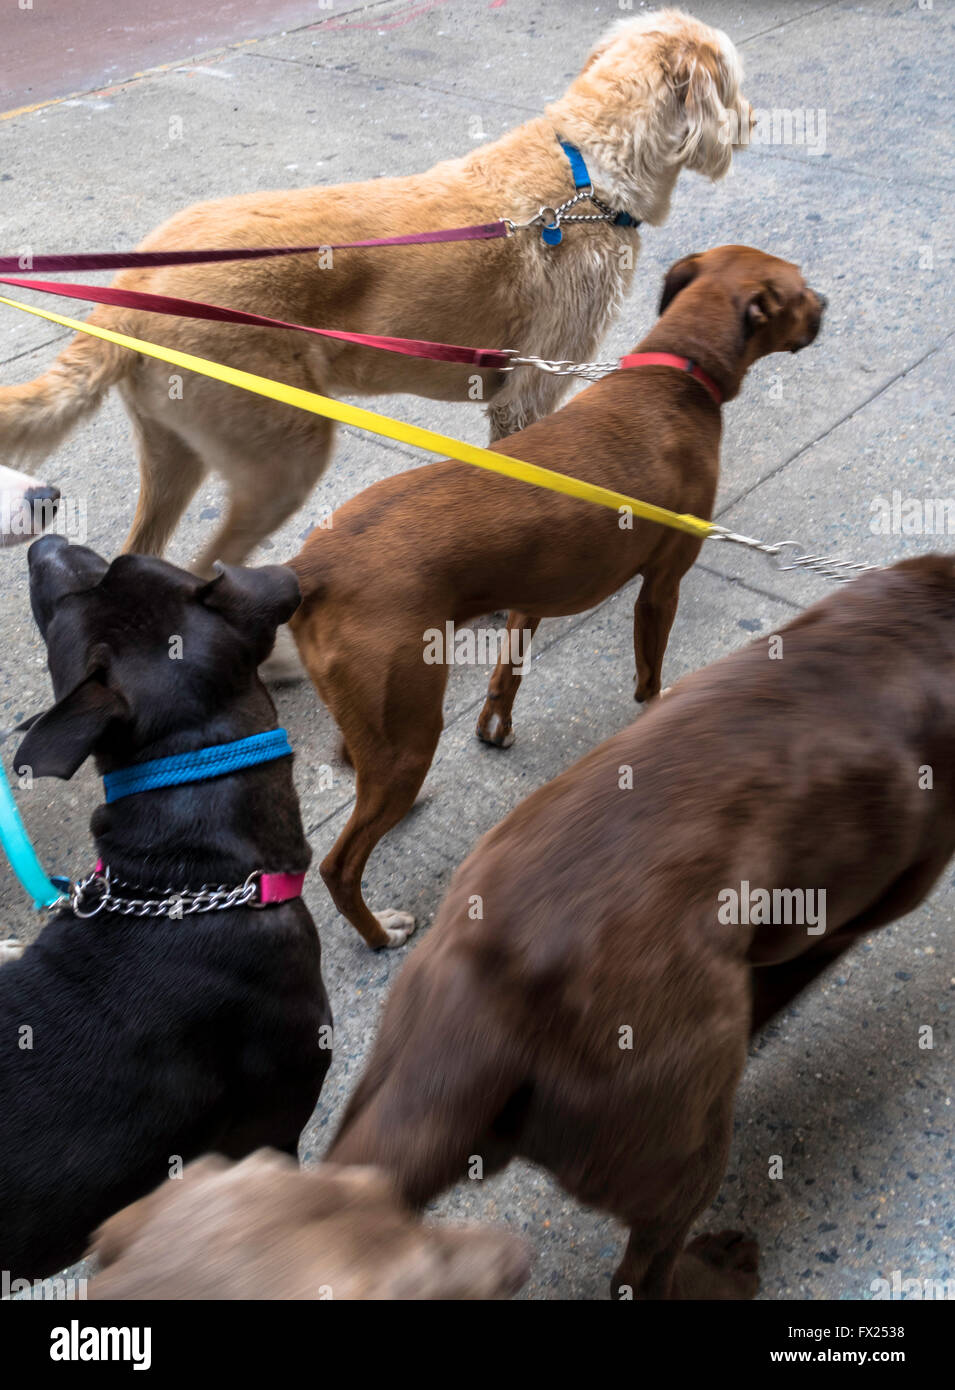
[103,728,293,803]
[0,760,67,909]
[0,293,716,538]
[0,223,510,275]
[0,293,876,584]
[0,275,513,370]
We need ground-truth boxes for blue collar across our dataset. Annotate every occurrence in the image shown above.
[559,140,640,228]
[103,729,293,804]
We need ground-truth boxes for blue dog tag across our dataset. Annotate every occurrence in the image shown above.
[541,224,562,246]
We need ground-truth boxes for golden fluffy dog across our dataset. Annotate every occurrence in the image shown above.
[0,10,748,573]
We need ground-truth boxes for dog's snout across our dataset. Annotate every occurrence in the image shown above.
[27,533,69,567]
[24,484,61,506]
[814,291,828,311]
[26,538,109,634]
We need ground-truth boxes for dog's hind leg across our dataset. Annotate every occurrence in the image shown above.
[612,1104,757,1300]
[122,415,208,557]
[633,568,683,703]
[476,612,540,747]
[329,977,525,1206]
[615,1226,759,1301]
[309,647,449,949]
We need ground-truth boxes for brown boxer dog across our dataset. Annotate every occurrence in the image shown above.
[288,246,825,949]
[328,557,955,1297]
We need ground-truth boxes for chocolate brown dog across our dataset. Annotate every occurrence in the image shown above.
[328,557,955,1298]
[289,246,825,948]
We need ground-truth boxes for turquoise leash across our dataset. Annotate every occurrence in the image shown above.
[0,755,67,910]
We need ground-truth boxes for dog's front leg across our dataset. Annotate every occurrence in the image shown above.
[749,935,859,1035]
[476,613,540,748]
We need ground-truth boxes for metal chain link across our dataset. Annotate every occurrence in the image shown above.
[503,353,619,382]
[503,186,634,238]
[707,527,878,585]
[70,864,259,919]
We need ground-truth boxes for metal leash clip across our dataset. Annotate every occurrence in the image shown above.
[71,866,111,919]
[707,527,878,585]
[503,206,560,237]
[501,353,618,382]
[503,189,631,245]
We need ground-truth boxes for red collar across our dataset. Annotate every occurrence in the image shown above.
[618,352,723,406]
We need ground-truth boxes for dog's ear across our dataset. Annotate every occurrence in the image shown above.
[664,38,738,179]
[13,662,129,781]
[658,253,702,314]
[196,563,302,635]
[744,285,784,337]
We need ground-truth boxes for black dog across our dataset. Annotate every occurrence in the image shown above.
[0,536,331,1280]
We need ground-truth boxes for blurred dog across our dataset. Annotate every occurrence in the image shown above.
[90,1151,530,1300]
[288,246,825,947]
[329,558,955,1297]
[0,537,331,1280]
[0,10,748,572]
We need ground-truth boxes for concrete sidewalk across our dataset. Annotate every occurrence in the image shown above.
[1,0,952,1300]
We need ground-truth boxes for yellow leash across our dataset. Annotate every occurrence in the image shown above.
[0,294,714,541]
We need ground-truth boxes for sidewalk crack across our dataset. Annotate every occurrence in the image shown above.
[716,331,955,520]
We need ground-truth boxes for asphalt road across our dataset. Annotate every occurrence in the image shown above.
[1,0,953,1302]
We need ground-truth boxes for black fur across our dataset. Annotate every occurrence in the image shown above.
[0,537,331,1279]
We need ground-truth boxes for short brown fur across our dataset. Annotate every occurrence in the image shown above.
[289,246,825,947]
[328,556,955,1297]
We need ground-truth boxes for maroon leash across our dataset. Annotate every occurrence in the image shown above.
[0,274,513,369]
[0,221,508,275]
[0,221,515,369]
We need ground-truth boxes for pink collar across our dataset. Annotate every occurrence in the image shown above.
[257,870,307,906]
[618,351,723,406]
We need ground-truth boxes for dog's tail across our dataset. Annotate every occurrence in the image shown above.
[0,325,132,466]
[328,960,526,1207]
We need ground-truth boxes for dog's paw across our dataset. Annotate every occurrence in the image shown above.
[0,939,25,966]
[373,909,417,949]
[476,709,515,748]
[683,1230,759,1299]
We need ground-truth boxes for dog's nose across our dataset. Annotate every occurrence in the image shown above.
[24,484,61,505]
[815,292,828,311]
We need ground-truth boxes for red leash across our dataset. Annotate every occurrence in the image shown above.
[0,275,513,369]
[0,222,508,275]
[0,278,724,396]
